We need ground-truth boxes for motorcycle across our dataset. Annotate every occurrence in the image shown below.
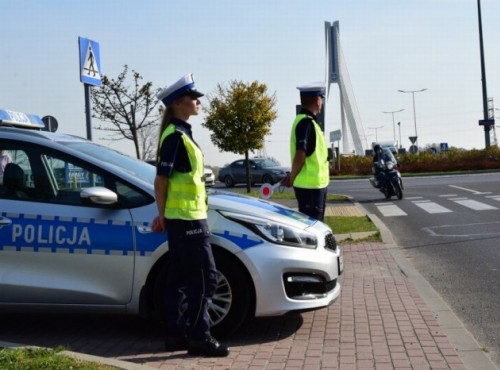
[369,148,404,200]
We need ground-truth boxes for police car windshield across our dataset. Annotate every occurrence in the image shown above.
[61,141,156,184]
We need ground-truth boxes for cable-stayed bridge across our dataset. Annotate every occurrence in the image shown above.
[325,21,366,155]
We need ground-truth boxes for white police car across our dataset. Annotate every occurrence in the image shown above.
[0,109,343,337]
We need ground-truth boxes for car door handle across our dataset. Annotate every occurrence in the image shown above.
[136,225,154,234]
[0,216,12,228]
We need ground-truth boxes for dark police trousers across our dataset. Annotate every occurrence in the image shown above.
[293,186,328,222]
[164,219,218,340]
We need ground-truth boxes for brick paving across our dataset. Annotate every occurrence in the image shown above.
[0,241,478,369]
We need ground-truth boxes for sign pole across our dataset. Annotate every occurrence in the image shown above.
[84,84,92,141]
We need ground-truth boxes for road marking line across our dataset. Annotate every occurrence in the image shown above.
[485,195,500,201]
[413,201,452,214]
[452,199,497,211]
[377,204,407,217]
[449,185,491,195]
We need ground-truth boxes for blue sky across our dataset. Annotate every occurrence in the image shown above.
[1,0,499,167]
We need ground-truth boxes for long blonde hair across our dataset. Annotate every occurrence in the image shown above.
[156,105,175,159]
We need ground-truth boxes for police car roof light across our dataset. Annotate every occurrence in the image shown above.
[0,109,45,130]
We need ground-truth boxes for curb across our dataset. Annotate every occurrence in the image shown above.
[365,207,499,370]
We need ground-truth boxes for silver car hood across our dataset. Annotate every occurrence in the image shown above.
[207,189,316,229]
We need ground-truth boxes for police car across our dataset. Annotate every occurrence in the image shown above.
[0,109,343,337]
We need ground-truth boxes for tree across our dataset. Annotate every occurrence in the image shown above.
[91,65,161,159]
[203,80,277,192]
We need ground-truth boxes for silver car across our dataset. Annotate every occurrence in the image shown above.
[0,109,342,337]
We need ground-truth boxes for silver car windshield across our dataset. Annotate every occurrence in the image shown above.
[60,140,156,184]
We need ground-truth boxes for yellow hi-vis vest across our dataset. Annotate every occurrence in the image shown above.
[290,114,329,189]
[160,124,207,220]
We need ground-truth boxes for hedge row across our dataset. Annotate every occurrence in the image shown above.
[331,146,500,176]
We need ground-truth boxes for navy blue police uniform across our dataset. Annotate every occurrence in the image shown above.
[293,108,328,220]
[157,119,217,342]
[155,74,228,357]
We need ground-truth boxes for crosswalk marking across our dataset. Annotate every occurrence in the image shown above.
[373,195,499,217]
[412,200,452,214]
[376,203,407,217]
[451,199,497,211]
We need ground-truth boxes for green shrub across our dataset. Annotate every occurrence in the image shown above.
[331,147,500,176]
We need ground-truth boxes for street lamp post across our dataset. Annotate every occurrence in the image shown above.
[477,0,492,147]
[368,125,384,143]
[397,121,402,149]
[398,88,427,147]
[383,109,404,146]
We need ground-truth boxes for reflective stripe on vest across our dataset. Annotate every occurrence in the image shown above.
[290,114,329,189]
[160,124,207,220]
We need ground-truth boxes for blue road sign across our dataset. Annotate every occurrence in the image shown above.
[79,37,102,86]
[440,143,448,152]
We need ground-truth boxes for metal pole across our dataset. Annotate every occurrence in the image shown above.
[397,122,402,149]
[383,109,404,145]
[84,84,93,141]
[477,0,491,147]
[368,126,383,143]
[398,89,426,148]
[412,93,417,139]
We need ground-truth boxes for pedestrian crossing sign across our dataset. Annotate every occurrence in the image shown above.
[79,37,102,86]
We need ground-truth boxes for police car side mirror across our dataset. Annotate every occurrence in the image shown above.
[80,187,118,205]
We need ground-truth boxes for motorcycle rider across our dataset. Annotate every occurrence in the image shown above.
[372,144,387,192]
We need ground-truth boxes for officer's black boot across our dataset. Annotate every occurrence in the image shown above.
[187,336,229,357]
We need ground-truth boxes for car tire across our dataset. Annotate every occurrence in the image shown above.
[152,249,252,338]
[209,249,252,338]
[224,176,234,188]
[262,174,273,185]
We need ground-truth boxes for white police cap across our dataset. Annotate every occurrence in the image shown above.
[297,82,326,97]
[157,73,204,106]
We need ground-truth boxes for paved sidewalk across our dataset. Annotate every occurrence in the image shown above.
[0,202,497,369]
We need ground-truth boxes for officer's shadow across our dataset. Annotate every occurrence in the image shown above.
[0,311,304,360]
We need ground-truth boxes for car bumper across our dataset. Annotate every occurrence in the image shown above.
[237,240,342,317]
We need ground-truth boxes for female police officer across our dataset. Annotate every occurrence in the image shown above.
[151,74,229,357]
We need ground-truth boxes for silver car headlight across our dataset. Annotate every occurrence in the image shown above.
[220,211,317,249]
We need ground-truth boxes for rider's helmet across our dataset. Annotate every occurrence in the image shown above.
[373,144,382,152]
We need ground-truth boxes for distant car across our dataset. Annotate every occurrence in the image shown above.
[218,158,290,188]
[146,160,214,187]
[204,167,215,187]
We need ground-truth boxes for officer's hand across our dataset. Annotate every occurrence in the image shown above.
[151,215,167,233]
[283,173,292,188]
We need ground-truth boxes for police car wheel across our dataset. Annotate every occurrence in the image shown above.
[209,249,252,338]
[152,249,252,338]
[223,176,234,188]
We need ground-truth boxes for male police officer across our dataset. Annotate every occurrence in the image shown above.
[284,82,329,221]
[152,74,229,357]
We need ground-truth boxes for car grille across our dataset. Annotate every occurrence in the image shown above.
[324,233,338,252]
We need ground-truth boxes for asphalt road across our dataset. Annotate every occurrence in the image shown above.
[331,172,500,367]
